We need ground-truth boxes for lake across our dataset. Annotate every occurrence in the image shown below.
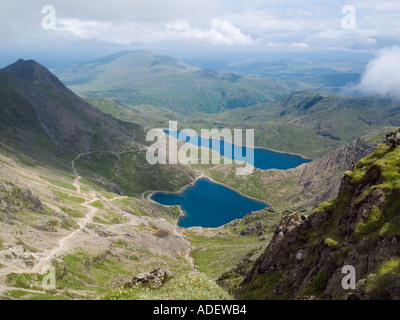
[165,130,311,170]
[151,178,268,228]
[152,130,311,228]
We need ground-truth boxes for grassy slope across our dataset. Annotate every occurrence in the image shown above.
[183,92,400,158]
[240,143,400,300]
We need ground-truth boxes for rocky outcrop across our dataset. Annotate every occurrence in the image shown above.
[386,128,400,147]
[0,182,44,223]
[240,141,400,300]
[124,269,176,288]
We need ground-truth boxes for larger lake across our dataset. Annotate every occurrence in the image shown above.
[152,131,311,228]
[151,178,268,228]
[165,130,311,170]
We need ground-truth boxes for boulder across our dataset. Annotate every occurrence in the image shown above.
[124,268,176,288]
[386,128,400,147]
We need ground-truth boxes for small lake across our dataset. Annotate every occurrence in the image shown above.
[165,130,311,170]
[152,130,311,228]
[151,178,267,228]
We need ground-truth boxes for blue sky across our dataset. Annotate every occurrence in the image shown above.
[0,0,399,63]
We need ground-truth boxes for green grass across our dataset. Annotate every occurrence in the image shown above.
[6,273,45,291]
[2,290,69,300]
[186,230,266,280]
[74,150,196,197]
[298,271,328,298]
[105,273,232,300]
[364,259,400,300]
[55,50,292,115]
[324,237,339,248]
[45,177,76,191]
[90,200,104,209]
[240,271,284,300]
[60,207,85,219]
[53,191,85,204]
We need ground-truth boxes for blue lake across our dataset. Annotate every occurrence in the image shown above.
[165,130,311,170]
[152,130,311,228]
[151,178,268,228]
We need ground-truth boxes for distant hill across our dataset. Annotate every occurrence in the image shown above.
[185,91,400,158]
[52,50,294,114]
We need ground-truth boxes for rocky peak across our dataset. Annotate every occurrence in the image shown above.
[0,59,64,87]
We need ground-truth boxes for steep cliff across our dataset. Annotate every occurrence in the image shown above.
[240,134,400,300]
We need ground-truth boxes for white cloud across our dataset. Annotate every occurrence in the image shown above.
[57,19,111,40]
[351,46,400,99]
[55,18,253,46]
[290,42,309,48]
[1,0,400,51]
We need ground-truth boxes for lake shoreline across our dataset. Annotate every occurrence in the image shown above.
[162,128,313,162]
[146,171,272,229]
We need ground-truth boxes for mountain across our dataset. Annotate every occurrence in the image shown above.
[238,133,400,300]
[0,59,207,299]
[0,59,196,193]
[208,135,378,212]
[185,91,400,158]
[0,59,140,166]
[52,50,294,114]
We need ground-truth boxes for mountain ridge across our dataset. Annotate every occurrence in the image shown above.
[238,135,400,300]
[52,50,294,114]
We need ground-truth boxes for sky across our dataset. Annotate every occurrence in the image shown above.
[1,0,399,56]
[0,0,399,97]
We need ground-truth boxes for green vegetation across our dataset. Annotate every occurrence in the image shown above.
[364,259,400,300]
[183,93,396,158]
[186,229,268,280]
[240,271,284,300]
[105,273,232,300]
[54,50,293,115]
[90,200,104,209]
[240,143,400,300]
[53,191,85,204]
[86,97,177,129]
[45,177,76,191]
[74,150,196,196]
[6,273,45,291]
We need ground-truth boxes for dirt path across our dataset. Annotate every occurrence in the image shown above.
[1,149,197,291]
[30,157,100,274]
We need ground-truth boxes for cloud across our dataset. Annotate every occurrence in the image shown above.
[1,0,400,51]
[290,42,309,48]
[55,18,253,46]
[350,46,400,99]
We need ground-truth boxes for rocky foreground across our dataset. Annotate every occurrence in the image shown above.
[237,134,400,300]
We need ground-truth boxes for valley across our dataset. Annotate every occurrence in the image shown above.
[0,50,399,301]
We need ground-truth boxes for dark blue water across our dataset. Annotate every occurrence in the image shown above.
[165,130,311,170]
[151,178,267,228]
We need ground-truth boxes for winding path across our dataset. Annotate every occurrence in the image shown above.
[31,155,99,273]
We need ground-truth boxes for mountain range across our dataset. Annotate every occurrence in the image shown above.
[52,50,294,114]
[0,54,399,301]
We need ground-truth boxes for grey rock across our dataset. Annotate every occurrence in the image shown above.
[125,268,176,288]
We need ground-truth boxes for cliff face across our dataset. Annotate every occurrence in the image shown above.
[240,139,400,300]
[279,137,376,210]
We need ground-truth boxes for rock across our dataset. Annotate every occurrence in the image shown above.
[296,251,303,261]
[240,221,264,236]
[240,141,400,300]
[124,268,176,288]
[20,188,44,211]
[309,211,329,229]
[386,128,400,147]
